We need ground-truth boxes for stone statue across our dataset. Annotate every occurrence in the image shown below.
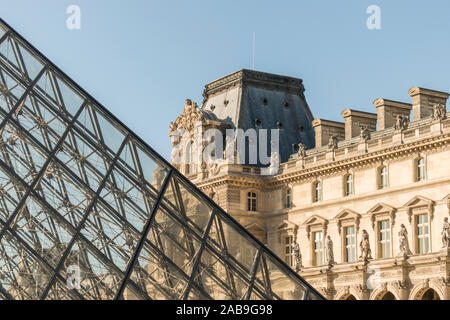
[441,217,450,248]
[432,104,446,121]
[297,143,306,158]
[328,135,338,150]
[398,224,411,257]
[394,114,408,131]
[359,229,372,264]
[326,235,334,266]
[360,126,370,142]
[292,239,302,272]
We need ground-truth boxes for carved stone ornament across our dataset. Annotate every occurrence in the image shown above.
[432,104,446,121]
[169,99,204,135]
[292,239,302,272]
[359,229,372,264]
[359,126,370,142]
[326,235,334,266]
[441,217,450,249]
[297,143,306,158]
[398,223,412,257]
[207,160,221,176]
[328,135,338,150]
[394,114,409,131]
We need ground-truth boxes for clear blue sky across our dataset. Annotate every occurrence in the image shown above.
[1,0,449,160]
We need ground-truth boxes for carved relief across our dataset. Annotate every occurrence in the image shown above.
[432,104,446,121]
[359,126,370,142]
[394,114,409,131]
[328,135,338,150]
[169,99,205,135]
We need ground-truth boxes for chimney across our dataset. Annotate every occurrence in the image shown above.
[373,98,412,130]
[341,109,377,140]
[408,87,449,121]
[312,119,345,148]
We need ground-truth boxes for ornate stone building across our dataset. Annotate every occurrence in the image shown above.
[169,70,450,300]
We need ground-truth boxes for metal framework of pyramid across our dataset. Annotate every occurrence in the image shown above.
[0,19,323,300]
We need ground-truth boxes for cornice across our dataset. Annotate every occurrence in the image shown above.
[193,131,450,191]
[202,69,305,99]
[270,132,450,187]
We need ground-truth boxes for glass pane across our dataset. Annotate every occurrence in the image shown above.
[126,240,189,300]
[207,214,258,275]
[254,253,308,300]
[194,247,249,299]
[57,237,124,300]
[34,69,85,118]
[0,36,44,83]
[0,231,55,299]
[10,195,75,268]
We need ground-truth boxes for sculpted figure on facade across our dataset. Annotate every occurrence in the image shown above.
[327,135,338,150]
[432,104,446,121]
[394,114,409,131]
[441,217,450,248]
[326,235,334,266]
[292,239,302,272]
[398,224,412,257]
[359,229,372,264]
[359,126,370,142]
[297,143,306,158]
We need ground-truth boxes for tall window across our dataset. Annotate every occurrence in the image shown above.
[345,174,353,196]
[313,181,322,203]
[344,226,356,262]
[284,235,293,266]
[313,231,324,266]
[416,214,430,254]
[286,188,292,208]
[247,192,257,212]
[378,220,391,258]
[379,166,388,189]
[416,158,425,182]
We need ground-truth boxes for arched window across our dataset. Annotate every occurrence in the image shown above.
[416,157,426,182]
[247,192,257,212]
[286,188,292,208]
[344,174,353,196]
[313,181,322,203]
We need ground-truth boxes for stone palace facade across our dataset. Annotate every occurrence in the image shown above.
[169,70,450,300]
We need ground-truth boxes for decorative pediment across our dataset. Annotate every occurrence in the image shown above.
[276,220,298,243]
[334,209,361,234]
[303,215,328,239]
[245,222,266,233]
[169,99,205,135]
[402,196,435,223]
[367,203,397,229]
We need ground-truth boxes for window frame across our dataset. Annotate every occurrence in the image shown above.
[415,213,430,254]
[415,157,426,182]
[247,191,257,212]
[312,230,324,266]
[378,166,388,189]
[343,225,357,263]
[312,180,322,203]
[283,234,294,266]
[377,219,392,259]
[344,174,354,197]
[286,187,292,209]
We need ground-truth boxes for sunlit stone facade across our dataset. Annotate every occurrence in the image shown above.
[170,71,450,300]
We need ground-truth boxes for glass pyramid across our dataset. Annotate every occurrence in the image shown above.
[0,19,323,300]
